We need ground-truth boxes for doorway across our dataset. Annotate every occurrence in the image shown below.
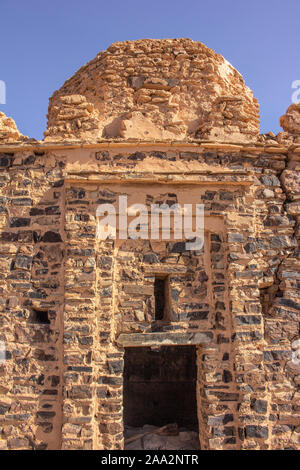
[123,345,200,450]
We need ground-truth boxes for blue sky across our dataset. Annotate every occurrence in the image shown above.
[0,0,299,139]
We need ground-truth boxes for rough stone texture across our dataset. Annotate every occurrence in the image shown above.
[0,38,299,451]
[45,38,260,143]
[280,104,300,136]
[0,112,27,143]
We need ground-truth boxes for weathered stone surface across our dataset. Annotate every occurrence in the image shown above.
[45,38,259,143]
[0,111,27,142]
[281,169,300,199]
[0,37,299,452]
[124,425,200,450]
[117,331,213,347]
[280,103,300,135]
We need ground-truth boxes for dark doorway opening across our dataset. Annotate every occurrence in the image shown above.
[123,345,198,429]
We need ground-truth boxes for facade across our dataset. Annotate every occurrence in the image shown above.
[0,38,299,450]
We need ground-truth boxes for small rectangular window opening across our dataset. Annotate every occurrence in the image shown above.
[154,275,169,321]
[31,308,50,325]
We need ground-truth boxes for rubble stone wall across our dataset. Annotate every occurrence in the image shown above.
[0,38,299,451]
[0,150,65,450]
[0,142,298,450]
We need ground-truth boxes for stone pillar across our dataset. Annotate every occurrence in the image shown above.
[62,184,97,449]
[94,239,124,450]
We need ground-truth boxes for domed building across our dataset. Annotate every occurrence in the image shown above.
[45,38,260,143]
[0,39,299,451]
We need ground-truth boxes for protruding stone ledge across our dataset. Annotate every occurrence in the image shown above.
[0,140,292,153]
[65,173,253,186]
[116,331,213,348]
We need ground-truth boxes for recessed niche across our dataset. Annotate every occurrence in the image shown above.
[30,308,50,325]
[154,275,170,321]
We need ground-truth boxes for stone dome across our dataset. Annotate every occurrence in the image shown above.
[45,38,260,142]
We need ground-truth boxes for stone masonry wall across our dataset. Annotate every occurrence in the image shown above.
[0,150,65,450]
[0,140,298,450]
